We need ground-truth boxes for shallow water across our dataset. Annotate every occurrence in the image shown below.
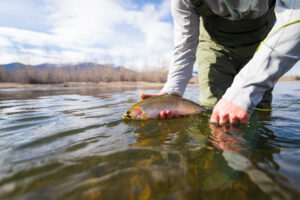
[0,82,299,200]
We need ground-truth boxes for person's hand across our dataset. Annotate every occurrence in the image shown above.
[140,93,167,100]
[140,93,180,119]
[210,98,250,125]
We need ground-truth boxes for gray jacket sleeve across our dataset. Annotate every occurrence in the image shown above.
[223,0,300,113]
[160,0,199,96]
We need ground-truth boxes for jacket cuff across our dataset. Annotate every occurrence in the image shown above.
[160,82,184,96]
[223,87,257,114]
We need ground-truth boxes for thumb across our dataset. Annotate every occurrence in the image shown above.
[140,93,152,99]
[140,93,167,99]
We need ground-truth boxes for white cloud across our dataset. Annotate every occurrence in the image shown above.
[46,0,125,46]
[0,27,57,47]
[0,35,12,47]
[0,0,173,68]
[124,1,172,52]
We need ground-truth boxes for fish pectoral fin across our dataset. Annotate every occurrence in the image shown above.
[138,115,148,120]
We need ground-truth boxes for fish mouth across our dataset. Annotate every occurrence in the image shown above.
[121,110,131,120]
[121,115,130,120]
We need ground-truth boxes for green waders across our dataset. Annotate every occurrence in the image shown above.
[191,0,276,109]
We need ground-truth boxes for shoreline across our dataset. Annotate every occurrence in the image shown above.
[0,79,299,89]
[0,82,165,89]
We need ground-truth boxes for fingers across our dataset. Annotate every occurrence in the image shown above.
[212,114,247,125]
[238,112,250,124]
[210,111,220,124]
[140,93,151,99]
[140,93,167,99]
[211,112,243,125]
[210,98,251,125]
[219,113,229,125]
[229,115,238,124]
[159,111,167,119]
[158,110,179,120]
[166,110,172,119]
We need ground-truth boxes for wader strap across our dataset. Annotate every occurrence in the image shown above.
[191,0,275,17]
[190,0,214,16]
[191,0,276,47]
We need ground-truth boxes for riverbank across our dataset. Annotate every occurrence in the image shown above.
[1,76,299,89]
[278,76,300,81]
[0,82,165,89]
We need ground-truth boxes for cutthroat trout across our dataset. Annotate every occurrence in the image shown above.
[122,94,207,120]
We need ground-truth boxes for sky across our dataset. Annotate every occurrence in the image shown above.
[0,0,299,74]
[0,0,173,70]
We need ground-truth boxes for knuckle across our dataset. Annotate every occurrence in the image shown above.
[240,114,248,120]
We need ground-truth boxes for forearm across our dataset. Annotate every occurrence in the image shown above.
[223,0,300,113]
[161,0,199,96]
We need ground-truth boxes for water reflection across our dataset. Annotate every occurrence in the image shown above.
[123,114,296,200]
[209,122,293,200]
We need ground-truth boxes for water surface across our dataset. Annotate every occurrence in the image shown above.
[0,82,299,200]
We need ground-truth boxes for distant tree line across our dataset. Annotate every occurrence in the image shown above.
[0,64,168,84]
[278,75,300,81]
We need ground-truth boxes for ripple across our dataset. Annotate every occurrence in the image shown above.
[0,123,42,136]
[16,123,107,150]
[0,83,300,199]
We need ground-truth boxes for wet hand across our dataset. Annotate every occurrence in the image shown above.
[140,93,180,119]
[140,93,167,100]
[158,110,180,120]
[210,98,250,125]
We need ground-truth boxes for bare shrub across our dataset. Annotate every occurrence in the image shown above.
[0,62,169,83]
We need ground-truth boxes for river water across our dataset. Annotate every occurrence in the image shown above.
[0,82,299,200]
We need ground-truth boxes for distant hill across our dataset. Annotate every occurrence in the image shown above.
[2,63,30,71]
[1,62,135,74]
[2,62,104,71]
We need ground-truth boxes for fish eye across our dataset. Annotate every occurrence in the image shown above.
[127,111,130,115]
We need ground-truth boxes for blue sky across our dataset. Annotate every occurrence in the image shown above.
[0,0,173,70]
[0,0,299,75]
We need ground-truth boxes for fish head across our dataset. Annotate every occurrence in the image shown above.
[122,106,148,120]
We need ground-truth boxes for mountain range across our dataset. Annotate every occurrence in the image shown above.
[0,62,122,72]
